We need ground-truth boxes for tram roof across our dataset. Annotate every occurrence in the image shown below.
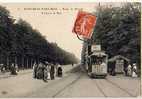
[89,51,107,57]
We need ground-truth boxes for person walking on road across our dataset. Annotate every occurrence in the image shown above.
[42,63,48,82]
[15,64,19,73]
[36,62,43,79]
[33,62,38,78]
[123,60,128,76]
[127,64,132,76]
[124,67,128,76]
[72,63,74,67]
[55,63,58,77]
[57,64,63,77]
[132,63,138,78]
[10,63,17,75]
[50,63,55,80]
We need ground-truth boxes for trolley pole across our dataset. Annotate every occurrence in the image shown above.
[87,39,92,73]
[87,40,92,56]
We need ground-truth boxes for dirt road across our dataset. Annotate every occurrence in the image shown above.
[0,65,140,98]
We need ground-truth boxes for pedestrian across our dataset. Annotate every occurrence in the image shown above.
[10,63,17,75]
[127,64,132,76]
[132,63,138,78]
[124,67,128,76]
[72,63,74,67]
[110,61,116,76]
[47,65,51,80]
[33,62,37,78]
[43,63,48,82]
[57,64,63,77]
[55,63,58,76]
[1,65,6,73]
[50,63,55,80]
[15,64,19,72]
[123,60,128,76]
[45,62,50,77]
[36,62,43,79]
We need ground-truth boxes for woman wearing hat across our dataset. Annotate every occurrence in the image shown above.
[132,63,138,77]
[127,64,132,76]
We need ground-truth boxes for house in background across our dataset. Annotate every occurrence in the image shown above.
[108,55,130,74]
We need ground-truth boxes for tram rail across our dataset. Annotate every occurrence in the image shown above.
[92,78,135,97]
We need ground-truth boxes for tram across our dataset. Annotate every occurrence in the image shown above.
[85,50,108,78]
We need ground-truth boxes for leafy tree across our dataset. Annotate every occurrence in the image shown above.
[90,3,140,71]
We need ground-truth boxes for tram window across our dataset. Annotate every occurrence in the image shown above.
[91,56,102,65]
[91,56,97,64]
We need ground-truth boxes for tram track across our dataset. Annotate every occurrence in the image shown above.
[22,71,136,97]
[22,65,82,97]
[23,72,82,98]
[92,77,135,97]
[105,78,135,97]
[92,79,107,97]
[52,73,82,97]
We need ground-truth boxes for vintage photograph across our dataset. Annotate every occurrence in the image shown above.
[0,2,141,98]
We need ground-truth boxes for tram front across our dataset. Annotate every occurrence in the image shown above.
[88,51,108,78]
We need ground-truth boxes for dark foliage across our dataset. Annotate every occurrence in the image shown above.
[91,3,141,69]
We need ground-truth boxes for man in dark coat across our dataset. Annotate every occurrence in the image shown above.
[10,63,17,75]
[57,66,63,77]
[123,60,128,76]
[50,64,55,80]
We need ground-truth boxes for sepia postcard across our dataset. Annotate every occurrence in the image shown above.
[0,1,141,98]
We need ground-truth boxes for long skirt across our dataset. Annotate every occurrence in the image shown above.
[132,71,137,77]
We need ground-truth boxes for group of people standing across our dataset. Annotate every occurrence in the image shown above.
[108,59,138,78]
[125,63,138,77]
[33,62,63,82]
[0,63,19,75]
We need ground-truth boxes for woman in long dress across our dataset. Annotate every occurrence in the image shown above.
[127,64,132,76]
[132,64,137,78]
